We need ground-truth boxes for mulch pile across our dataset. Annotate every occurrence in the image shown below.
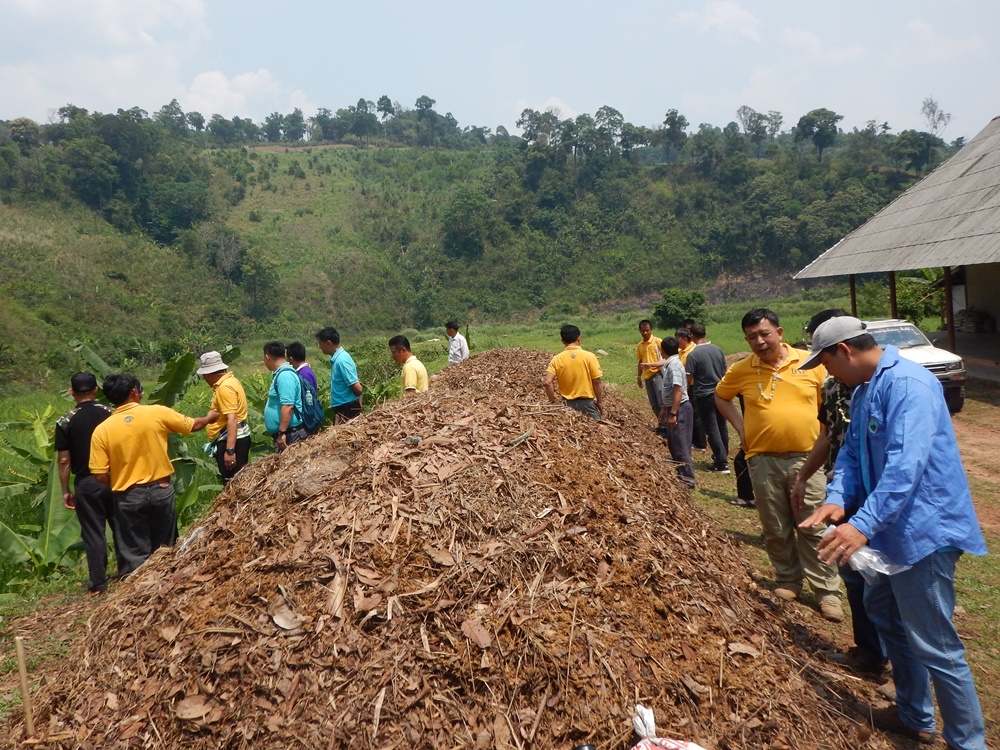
[3,349,890,749]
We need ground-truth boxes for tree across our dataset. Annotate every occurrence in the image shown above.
[736,105,767,155]
[283,108,306,141]
[765,111,783,139]
[8,117,41,155]
[921,97,951,138]
[889,129,944,172]
[794,108,843,162]
[660,109,689,162]
[186,111,205,132]
[263,112,284,142]
[154,99,187,136]
[376,95,395,121]
[414,95,439,145]
[62,137,118,208]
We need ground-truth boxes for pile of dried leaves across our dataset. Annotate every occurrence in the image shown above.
[3,349,890,749]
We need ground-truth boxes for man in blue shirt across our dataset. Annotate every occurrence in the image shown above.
[263,341,307,451]
[799,317,987,750]
[316,327,363,422]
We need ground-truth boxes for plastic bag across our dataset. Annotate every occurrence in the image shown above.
[823,525,911,584]
[630,704,708,750]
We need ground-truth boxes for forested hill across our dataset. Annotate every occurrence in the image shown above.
[0,100,958,387]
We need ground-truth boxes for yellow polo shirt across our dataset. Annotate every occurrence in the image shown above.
[636,336,662,381]
[401,355,429,393]
[715,344,826,458]
[679,340,696,366]
[547,345,603,400]
[207,372,249,441]
[90,403,194,491]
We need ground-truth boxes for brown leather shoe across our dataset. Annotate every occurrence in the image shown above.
[818,595,844,622]
[826,647,889,676]
[868,706,935,745]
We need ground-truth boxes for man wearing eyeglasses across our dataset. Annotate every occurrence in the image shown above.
[90,374,214,577]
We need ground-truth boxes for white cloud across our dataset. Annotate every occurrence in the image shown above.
[676,1,761,42]
[781,28,864,63]
[181,70,314,120]
[893,19,985,64]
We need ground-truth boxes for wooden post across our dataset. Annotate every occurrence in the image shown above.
[15,636,35,737]
[889,271,898,319]
[849,274,857,316]
[943,266,957,352]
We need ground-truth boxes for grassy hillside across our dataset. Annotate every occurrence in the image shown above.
[0,202,260,391]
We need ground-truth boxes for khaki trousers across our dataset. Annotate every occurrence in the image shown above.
[748,453,840,598]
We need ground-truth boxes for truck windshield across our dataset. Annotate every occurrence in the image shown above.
[868,325,930,349]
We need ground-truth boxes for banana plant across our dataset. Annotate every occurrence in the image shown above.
[0,453,82,583]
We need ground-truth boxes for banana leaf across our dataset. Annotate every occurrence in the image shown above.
[37,453,81,568]
[68,340,114,379]
[149,352,197,407]
[0,482,32,500]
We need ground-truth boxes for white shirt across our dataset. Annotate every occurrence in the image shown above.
[448,332,469,364]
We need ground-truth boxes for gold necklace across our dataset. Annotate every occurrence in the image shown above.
[756,367,783,402]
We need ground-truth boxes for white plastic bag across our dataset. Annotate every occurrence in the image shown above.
[823,525,911,584]
[630,704,708,750]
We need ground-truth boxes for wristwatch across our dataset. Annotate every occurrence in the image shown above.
[278,430,287,436]
[224,447,236,455]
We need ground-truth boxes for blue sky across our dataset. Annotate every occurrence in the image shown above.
[2,0,997,140]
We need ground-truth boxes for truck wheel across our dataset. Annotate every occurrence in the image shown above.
[945,388,965,414]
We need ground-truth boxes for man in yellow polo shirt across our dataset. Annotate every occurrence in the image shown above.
[544,324,604,420]
[197,351,250,485]
[715,308,843,622]
[90,374,213,577]
[388,335,429,397]
[635,319,663,425]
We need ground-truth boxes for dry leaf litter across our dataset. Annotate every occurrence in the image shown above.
[3,348,893,750]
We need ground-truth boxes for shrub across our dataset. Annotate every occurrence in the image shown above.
[653,289,706,329]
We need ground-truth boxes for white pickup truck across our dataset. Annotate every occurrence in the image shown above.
[863,319,966,414]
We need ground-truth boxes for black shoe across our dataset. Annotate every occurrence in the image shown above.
[826,647,889,676]
[707,465,731,474]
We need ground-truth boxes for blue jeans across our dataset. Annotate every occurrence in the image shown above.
[839,562,884,663]
[863,550,986,749]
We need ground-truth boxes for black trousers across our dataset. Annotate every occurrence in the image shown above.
[734,449,755,501]
[694,395,730,469]
[214,435,252,485]
[332,398,363,423]
[74,475,120,591]
[115,482,176,577]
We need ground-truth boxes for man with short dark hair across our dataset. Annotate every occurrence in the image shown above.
[316,327,363,422]
[686,323,730,474]
[658,337,695,488]
[90,374,213,576]
[799,316,987,750]
[635,319,664,426]
[544,324,604,420]
[445,321,469,365]
[389,335,428,397]
[286,342,318,393]
[715,308,843,622]
[791,310,886,676]
[55,372,118,595]
[263,341,308,451]
[196,351,250,484]
[677,327,707,450]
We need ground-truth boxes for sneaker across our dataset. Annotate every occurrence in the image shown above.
[707,465,731,474]
[818,595,844,622]
[825,647,889,676]
[868,706,935,745]
[773,587,799,602]
[876,680,896,701]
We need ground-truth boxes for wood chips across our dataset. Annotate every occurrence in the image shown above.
[2,349,892,749]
